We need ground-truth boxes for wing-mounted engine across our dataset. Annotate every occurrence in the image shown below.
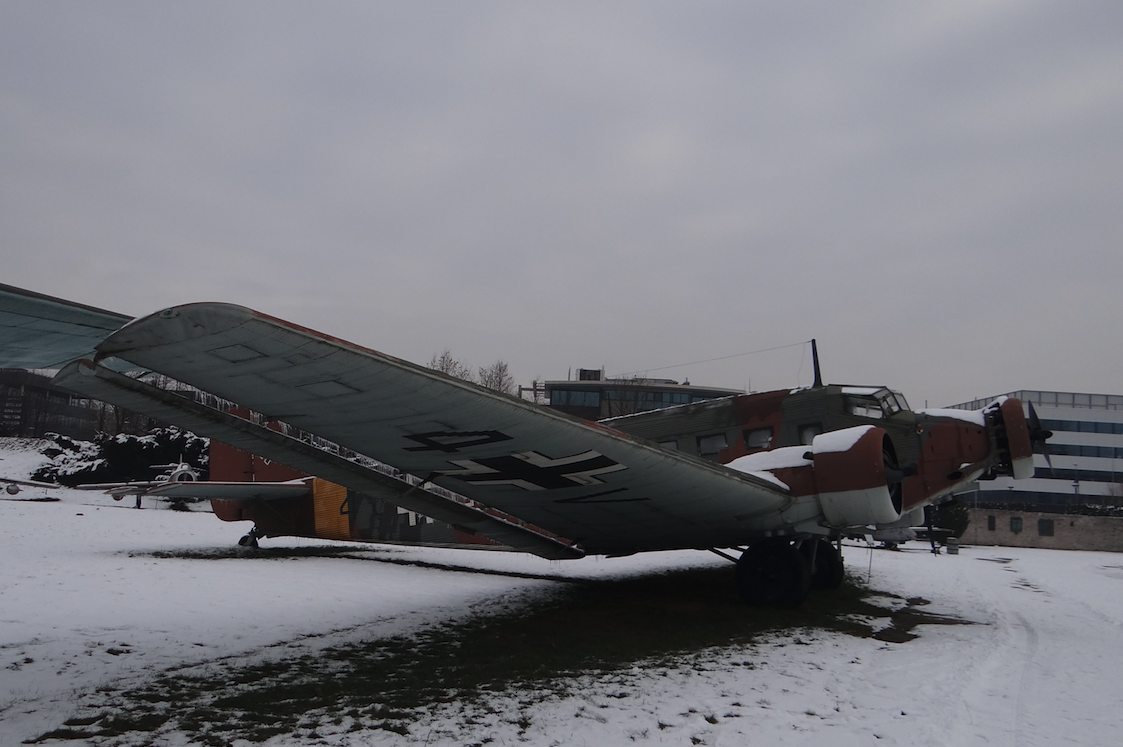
[809,425,903,527]
[987,398,1035,480]
[728,424,903,529]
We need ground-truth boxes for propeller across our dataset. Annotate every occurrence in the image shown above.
[882,444,917,514]
[1027,401,1054,474]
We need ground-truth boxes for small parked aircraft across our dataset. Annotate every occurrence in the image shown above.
[1,285,1047,606]
[76,460,203,508]
[1,475,60,496]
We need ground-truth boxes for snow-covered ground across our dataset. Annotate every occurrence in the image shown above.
[3,438,1122,746]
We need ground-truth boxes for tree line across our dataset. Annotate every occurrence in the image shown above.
[427,349,515,395]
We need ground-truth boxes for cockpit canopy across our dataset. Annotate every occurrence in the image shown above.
[842,387,910,419]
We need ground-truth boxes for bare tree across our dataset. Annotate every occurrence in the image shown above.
[478,360,515,395]
[428,350,516,394]
[428,349,476,383]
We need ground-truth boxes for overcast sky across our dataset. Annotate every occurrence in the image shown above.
[3,1,1121,407]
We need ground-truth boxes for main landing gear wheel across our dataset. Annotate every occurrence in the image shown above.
[804,538,845,590]
[736,540,811,608]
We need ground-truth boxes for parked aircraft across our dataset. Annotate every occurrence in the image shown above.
[1,475,60,495]
[0,285,1047,606]
[75,459,203,507]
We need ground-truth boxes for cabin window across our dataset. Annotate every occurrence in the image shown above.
[1010,516,1023,534]
[798,423,822,445]
[744,427,773,451]
[987,515,996,531]
[659,440,679,451]
[1038,519,1054,537]
[697,433,728,456]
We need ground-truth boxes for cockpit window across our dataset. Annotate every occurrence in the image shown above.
[847,388,910,419]
[877,388,909,414]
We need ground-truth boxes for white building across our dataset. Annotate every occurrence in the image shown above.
[950,390,1123,510]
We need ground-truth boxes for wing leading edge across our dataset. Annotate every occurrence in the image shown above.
[59,302,802,556]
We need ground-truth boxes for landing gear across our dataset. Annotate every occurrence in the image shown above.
[736,540,811,608]
[238,526,263,549]
[804,538,845,590]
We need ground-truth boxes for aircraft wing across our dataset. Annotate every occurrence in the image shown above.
[54,302,802,557]
[1,476,61,491]
[0,283,133,369]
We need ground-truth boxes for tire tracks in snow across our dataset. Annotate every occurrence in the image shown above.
[944,555,1042,747]
[1009,610,1040,747]
[949,552,1122,747]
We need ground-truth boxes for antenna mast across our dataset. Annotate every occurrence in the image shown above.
[811,339,823,388]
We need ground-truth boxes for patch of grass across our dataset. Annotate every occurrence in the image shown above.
[35,564,913,744]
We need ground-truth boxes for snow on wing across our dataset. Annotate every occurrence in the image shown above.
[92,303,792,554]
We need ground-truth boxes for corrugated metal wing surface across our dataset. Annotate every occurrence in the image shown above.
[90,303,792,554]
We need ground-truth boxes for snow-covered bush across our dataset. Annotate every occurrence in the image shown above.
[33,427,209,486]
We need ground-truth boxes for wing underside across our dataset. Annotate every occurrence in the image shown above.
[55,302,800,556]
[112,481,314,500]
[0,283,132,369]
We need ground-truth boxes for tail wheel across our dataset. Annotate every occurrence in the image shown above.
[238,525,262,549]
[737,540,811,608]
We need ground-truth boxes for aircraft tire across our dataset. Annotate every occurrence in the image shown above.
[736,540,811,608]
[806,538,845,590]
[238,534,259,549]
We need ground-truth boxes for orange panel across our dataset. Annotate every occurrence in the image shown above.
[312,477,351,541]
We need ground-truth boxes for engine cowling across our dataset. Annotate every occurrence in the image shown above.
[811,425,903,527]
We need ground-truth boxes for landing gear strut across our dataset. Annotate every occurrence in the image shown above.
[804,538,845,590]
[736,540,811,608]
[734,537,844,607]
[238,526,263,549]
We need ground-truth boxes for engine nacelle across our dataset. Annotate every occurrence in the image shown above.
[811,425,902,527]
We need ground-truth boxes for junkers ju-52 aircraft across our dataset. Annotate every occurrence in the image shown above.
[0,283,1048,607]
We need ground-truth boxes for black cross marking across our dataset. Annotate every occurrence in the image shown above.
[403,430,514,453]
[440,450,627,490]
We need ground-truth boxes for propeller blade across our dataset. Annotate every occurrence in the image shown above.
[1026,401,1054,475]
